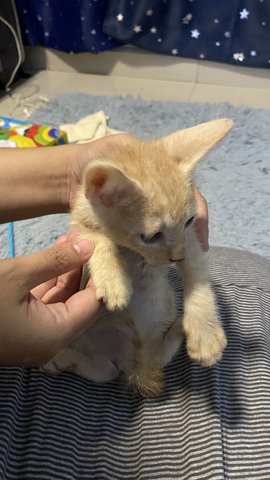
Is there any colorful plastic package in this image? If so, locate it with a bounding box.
[0,116,67,148]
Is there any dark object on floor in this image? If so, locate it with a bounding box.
[0,0,24,90]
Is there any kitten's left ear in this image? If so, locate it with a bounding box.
[160,118,233,173]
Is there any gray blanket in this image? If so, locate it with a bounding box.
[0,95,269,259]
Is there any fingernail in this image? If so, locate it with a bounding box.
[73,239,94,256]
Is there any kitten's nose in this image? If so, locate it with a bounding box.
[169,257,184,263]
[169,248,185,263]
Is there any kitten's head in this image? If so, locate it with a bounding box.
[82,119,232,265]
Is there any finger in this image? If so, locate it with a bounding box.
[65,286,101,333]
[194,187,209,252]
[65,229,81,242]
[194,217,209,252]
[194,188,208,219]
[55,235,68,245]
[41,267,82,304]
[39,231,85,302]
[84,276,94,289]
[8,239,94,298]
[48,285,101,341]
[31,235,68,299]
[31,277,57,300]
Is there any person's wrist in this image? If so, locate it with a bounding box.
[34,145,71,216]
[56,144,76,214]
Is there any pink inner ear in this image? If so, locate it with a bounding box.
[85,165,140,208]
[85,167,108,197]
[85,166,128,207]
[90,170,107,191]
[90,170,115,207]
[98,186,117,208]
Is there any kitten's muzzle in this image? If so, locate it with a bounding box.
[169,257,184,263]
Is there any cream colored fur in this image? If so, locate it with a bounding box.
[42,119,232,396]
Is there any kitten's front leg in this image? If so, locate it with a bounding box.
[180,230,227,367]
[78,228,132,310]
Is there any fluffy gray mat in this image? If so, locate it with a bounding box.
[0,93,269,258]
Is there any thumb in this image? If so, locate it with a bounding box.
[57,286,102,341]
[9,239,94,296]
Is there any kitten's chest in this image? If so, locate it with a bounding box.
[121,250,176,337]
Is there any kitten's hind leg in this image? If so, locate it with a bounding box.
[180,230,227,367]
[40,348,119,382]
[161,318,183,366]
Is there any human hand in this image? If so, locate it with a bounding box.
[0,232,100,366]
[194,187,209,252]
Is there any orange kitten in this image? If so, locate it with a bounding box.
[42,119,232,396]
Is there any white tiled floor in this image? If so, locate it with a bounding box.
[190,83,270,107]
[0,69,269,120]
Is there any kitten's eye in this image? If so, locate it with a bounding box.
[140,232,162,244]
[185,216,195,228]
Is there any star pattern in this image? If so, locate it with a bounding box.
[182,13,193,24]
[233,52,245,62]
[239,8,250,20]
[191,29,200,39]
[133,25,142,33]
[16,1,270,68]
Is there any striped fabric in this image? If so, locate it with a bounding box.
[0,247,269,479]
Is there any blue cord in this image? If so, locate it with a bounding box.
[8,222,15,258]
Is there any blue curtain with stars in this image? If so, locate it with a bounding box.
[15,0,121,53]
[15,0,270,68]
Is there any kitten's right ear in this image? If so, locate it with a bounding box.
[160,118,233,173]
[83,162,142,207]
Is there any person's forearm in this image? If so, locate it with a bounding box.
[0,145,73,223]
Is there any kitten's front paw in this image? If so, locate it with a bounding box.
[185,322,227,367]
[95,276,133,311]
